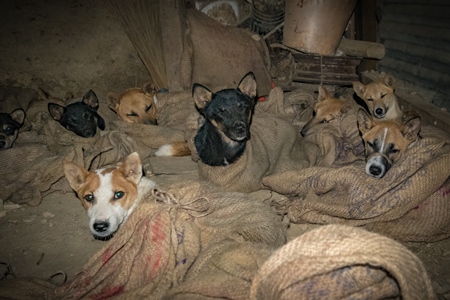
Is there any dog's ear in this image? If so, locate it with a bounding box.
[82,90,100,110]
[141,80,156,95]
[238,72,257,99]
[10,109,26,125]
[317,85,330,102]
[120,152,143,185]
[381,72,395,88]
[64,92,74,101]
[37,87,50,101]
[48,103,65,121]
[63,160,90,191]
[192,83,213,111]
[96,113,106,131]
[357,108,375,135]
[106,91,120,113]
[352,82,366,99]
[402,115,421,142]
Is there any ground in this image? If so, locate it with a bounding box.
[0,0,449,298]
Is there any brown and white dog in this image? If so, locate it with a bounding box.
[357,109,421,179]
[63,152,156,240]
[106,81,158,125]
[300,85,356,137]
[353,73,403,122]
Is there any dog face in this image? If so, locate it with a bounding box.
[353,73,398,120]
[48,90,106,137]
[300,86,353,136]
[0,109,25,149]
[193,72,257,142]
[63,152,144,240]
[106,82,157,125]
[357,109,421,178]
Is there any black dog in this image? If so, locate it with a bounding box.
[193,72,257,166]
[48,90,105,138]
[0,109,26,149]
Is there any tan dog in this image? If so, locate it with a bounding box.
[106,82,158,125]
[300,86,355,136]
[357,109,421,179]
[353,73,403,122]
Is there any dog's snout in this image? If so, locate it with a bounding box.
[82,128,95,137]
[365,155,391,178]
[375,108,384,116]
[93,221,109,233]
[0,140,5,148]
[234,121,246,135]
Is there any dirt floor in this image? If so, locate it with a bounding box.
[1,0,450,298]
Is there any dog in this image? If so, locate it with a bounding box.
[192,71,257,166]
[63,152,156,240]
[300,86,355,137]
[106,81,158,125]
[0,109,26,149]
[357,109,421,179]
[48,90,106,137]
[353,72,403,122]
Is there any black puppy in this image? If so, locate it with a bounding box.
[0,109,26,149]
[48,90,105,137]
[193,72,257,166]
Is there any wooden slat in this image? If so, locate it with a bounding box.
[379,20,450,41]
[383,3,450,18]
[379,28,450,51]
[381,0,450,5]
[383,39,450,65]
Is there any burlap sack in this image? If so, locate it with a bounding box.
[190,113,320,193]
[53,180,285,299]
[302,105,365,167]
[254,87,315,129]
[165,239,274,300]
[263,126,450,242]
[181,9,272,97]
[250,224,436,300]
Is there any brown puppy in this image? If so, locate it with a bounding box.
[106,82,158,125]
[357,109,421,179]
[300,86,355,136]
[353,72,403,122]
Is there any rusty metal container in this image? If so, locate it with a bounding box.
[283,0,358,56]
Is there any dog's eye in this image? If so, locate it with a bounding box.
[114,191,125,200]
[390,148,400,154]
[5,126,12,132]
[127,112,138,117]
[381,94,387,98]
[320,119,329,124]
[367,98,373,102]
[367,142,375,149]
[145,105,152,112]
[84,194,94,202]
[71,118,78,125]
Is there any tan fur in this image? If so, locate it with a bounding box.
[357,109,421,165]
[353,73,403,122]
[107,81,157,125]
[301,86,355,136]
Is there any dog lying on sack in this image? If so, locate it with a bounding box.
[189,71,317,193]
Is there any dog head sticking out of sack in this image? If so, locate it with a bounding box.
[48,90,106,138]
[357,109,421,179]
[0,109,26,149]
[106,81,158,125]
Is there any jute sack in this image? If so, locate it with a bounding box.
[165,239,274,300]
[54,180,285,299]
[249,224,436,300]
[263,126,450,242]
[302,105,365,167]
[191,113,320,193]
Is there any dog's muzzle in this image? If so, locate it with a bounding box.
[374,107,386,119]
[231,121,249,141]
[365,154,391,179]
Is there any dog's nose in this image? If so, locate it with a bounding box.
[93,221,109,233]
[0,141,5,149]
[82,128,94,137]
[369,165,382,176]
[375,108,384,116]
[234,121,246,135]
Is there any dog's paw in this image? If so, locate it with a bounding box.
[154,144,173,156]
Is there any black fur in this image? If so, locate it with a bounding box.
[193,72,257,166]
[48,90,105,138]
